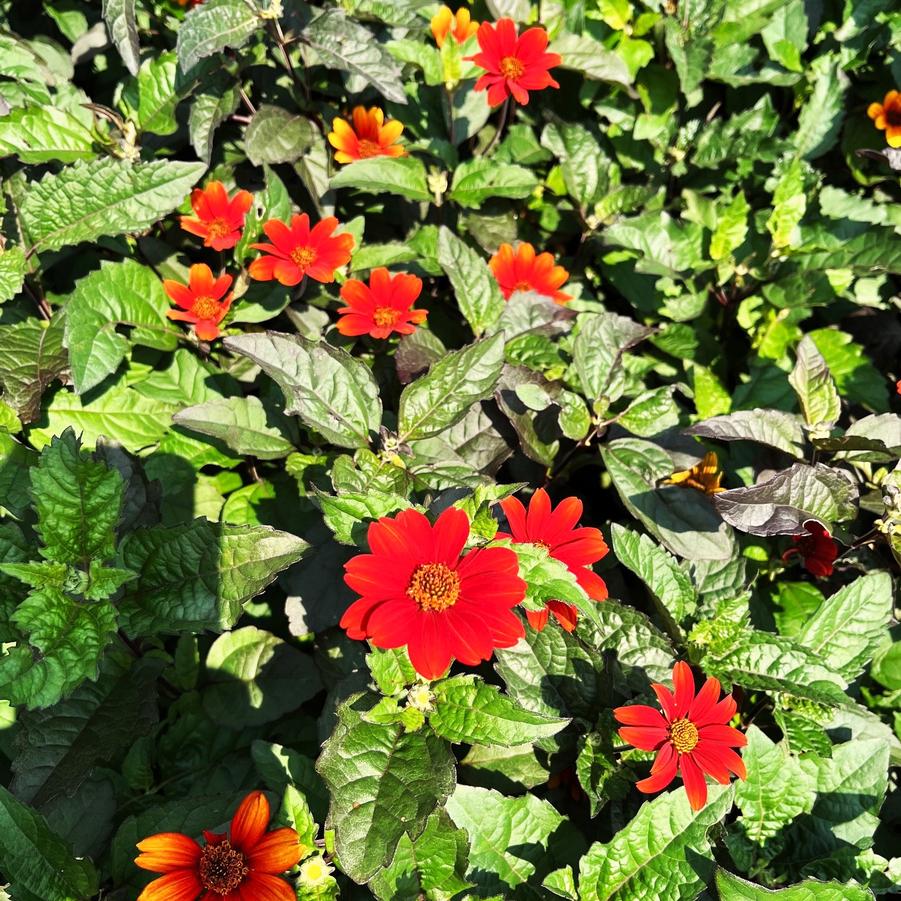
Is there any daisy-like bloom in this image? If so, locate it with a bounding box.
[496,488,608,633]
[336,267,427,339]
[249,214,355,286]
[431,5,478,47]
[782,520,838,578]
[867,90,901,148]
[465,18,561,107]
[298,856,334,889]
[489,242,572,305]
[340,507,527,680]
[163,264,233,342]
[327,107,406,165]
[614,661,747,811]
[135,790,302,901]
[663,451,725,495]
[180,181,253,251]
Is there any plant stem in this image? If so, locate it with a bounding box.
[483,97,511,156]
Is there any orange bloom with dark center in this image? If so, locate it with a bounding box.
[614,661,746,811]
[782,520,838,578]
[465,18,561,107]
[135,791,302,901]
[337,267,427,339]
[164,264,233,342]
[663,451,725,495]
[249,214,355,286]
[489,242,571,305]
[340,507,527,679]
[867,90,901,148]
[497,488,608,633]
[327,107,406,165]
[431,5,478,47]
[180,181,253,251]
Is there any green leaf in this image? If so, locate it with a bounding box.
[29,429,122,565]
[102,0,140,75]
[176,0,261,71]
[789,336,841,434]
[0,783,98,901]
[766,157,807,250]
[601,438,737,561]
[20,158,206,252]
[225,332,381,449]
[330,156,430,202]
[573,313,651,410]
[10,656,162,808]
[616,387,680,438]
[732,726,816,849]
[244,104,317,166]
[189,75,240,163]
[541,122,608,209]
[64,259,179,394]
[118,520,307,635]
[808,329,888,413]
[316,694,456,883]
[577,785,734,901]
[121,52,180,136]
[0,587,118,708]
[0,244,27,303]
[0,316,68,422]
[716,870,874,900]
[447,784,574,897]
[203,625,323,726]
[793,57,848,160]
[370,811,472,901]
[549,32,631,86]
[436,225,505,337]
[713,463,858,536]
[303,7,407,104]
[449,158,538,208]
[0,105,96,163]
[316,489,411,545]
[430,675,569,746]
[397,334,505,442]
[685,409,806,458]
[173,395,295,460]
[611,524,697,627]
[710,190,750,261]
[795,572,893,680]
[368,647,417,696]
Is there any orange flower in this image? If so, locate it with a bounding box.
[465,18,561,107]
[663,452,725,495]
[337,267,427,338]
[163,263,233,342]
[249,214,355,286]
[431,5,478,47]
[327,107,406,165]
[180,181,253,251]
[867,90,901,148]
[488,242,571,304]
[135,790,302,901]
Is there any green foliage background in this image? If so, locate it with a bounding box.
[0,0,899,899]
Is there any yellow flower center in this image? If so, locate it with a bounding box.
[291,245,318,269]
[199,840,248,895]
[408,563,461,612]
[206,218,231,238]
[191,295,220,319]
[357,138,383,158]
[512,280,533,293]
[669,718,699,754]
[500,55,525,79]
[372,306,402,328]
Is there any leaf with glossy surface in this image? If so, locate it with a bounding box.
[0,244,26,303]
[0,105,96,163]
[330,156,430,202]
[549,32,631,86]
[225,332,381,449]
[0,316,68,422]
[244,104,317,166]
[176,0,260,71]
[449,159,538,208]
[685,409,806,458]
[102,0,139,74]
[716,870,874,900]
[789,336,841,433]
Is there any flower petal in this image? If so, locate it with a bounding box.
[230,791,270,852]
[135,833,202,873]
[679,754,708,811]
[246,827,303,873]
[672,661,695,718]
[137,870,203,901]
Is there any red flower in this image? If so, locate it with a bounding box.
[164,263,233,342]
[782,520,838,578]
[614,661,746,811]
[340,507,527,679]
[489,242,572,304]
[497,488,608,633]
[337,268,427,339]
[248,214,355,286]
[465,18,561,107]
[135,790,302,901]
[180,181,253,251]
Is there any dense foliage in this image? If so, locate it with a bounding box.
[0,0,899,899]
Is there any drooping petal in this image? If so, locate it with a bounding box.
[546,600,578,632]
[407,613,454,680]
[525,606,550,631]
[636,744,678,794]
[678,754,708,811]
